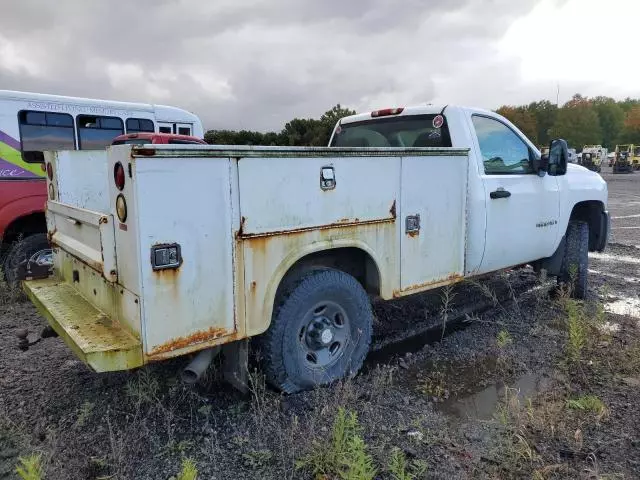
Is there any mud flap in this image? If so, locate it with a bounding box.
[222,339,249,393]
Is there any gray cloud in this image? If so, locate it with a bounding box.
[1,0,561,131]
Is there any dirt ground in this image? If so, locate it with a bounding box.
[1,169,639,480]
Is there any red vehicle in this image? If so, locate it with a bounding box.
[111,132,207,145]
[1,132,205,287]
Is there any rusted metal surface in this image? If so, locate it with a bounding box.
[23,277,143,372]
[54,249,141,339]
[241,220,398,338]
[238,217,395,240]
[134,155,236,356]
[237,155,400,236]
[393,273,464,298]
[46,200,118,283]
[148,327,231,356]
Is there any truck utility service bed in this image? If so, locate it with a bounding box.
[25,145,470,371]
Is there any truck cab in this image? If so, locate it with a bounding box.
[22,104,609,394]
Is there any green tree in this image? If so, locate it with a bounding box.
[592,97,625,149]
[550,102,602,150]
[204,104,356,147]
[318,104,357,145]
[527,100,558,146]
[618,97,640,113]
[617,105,640,144]
[496,105,538,144]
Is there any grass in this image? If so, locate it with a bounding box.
[566,395,607,416]
[176,457,198,480]
[496,329,513,348]
[125,368,160,408]
[15,454,43,480]
[0,267,22,305]
[387,447,427,480]
[296,407,376,480]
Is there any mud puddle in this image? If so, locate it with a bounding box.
[395,354,553,424]
[438,372,552,421]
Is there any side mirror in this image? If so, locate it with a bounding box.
[547,138,568,176]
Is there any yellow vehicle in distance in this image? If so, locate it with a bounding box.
[614,144,637,173]
[581,145,606,173]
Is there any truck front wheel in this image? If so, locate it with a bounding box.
[3,234,53,288]
[260,268,373,394]
[559,221,589,299]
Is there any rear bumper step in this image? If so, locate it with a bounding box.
[23,278,143,372]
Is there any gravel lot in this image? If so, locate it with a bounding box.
[1,168,638,480]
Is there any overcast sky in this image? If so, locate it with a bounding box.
[0,0,637,131]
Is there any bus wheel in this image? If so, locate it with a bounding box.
[3,234,53,288]
[260,268,373,394]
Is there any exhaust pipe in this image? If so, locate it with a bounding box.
[181,347,220,384]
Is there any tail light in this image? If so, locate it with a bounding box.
[371,107,404,118]
[116,194,127,222]
[114,162,125,190]
[46,162,53,181]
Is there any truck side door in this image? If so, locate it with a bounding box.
[470,114,560,274]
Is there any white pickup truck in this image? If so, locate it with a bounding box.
[23,105,609,393]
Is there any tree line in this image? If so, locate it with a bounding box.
[496,95,640,151]
[204,95,640,152]
[204,105,356,147]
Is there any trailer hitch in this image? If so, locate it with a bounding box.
[15,326,58,351]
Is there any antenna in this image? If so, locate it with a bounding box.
[556,82,560,107]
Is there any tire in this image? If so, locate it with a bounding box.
[3,234,53,288]
[559,221,589,299]
[260,268,373,394]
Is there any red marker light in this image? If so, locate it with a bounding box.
[114,162,125,190]
[371,107,404,118]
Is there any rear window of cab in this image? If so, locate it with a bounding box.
[331,114,452,148]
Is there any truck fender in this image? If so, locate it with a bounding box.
[251,239,386,338]
[0,195,47,240]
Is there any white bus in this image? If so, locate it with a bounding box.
[0,89,203,174]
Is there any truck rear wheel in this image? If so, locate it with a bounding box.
[3,234,53,288]
[559,221,589,299]
[260,268,373,394]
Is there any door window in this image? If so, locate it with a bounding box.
[472,115,534,174]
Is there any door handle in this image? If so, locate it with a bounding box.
[490,188,511,199]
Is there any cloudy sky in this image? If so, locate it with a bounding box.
[0,0,637,131]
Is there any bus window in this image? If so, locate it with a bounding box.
[177,126,191,136]
[159,126,172,134]
[18,111,75,163]
[77,115,124,150]
[126,118,154,133]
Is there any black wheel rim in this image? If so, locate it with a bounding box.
[26,248,53,277]
[298,300,350,369]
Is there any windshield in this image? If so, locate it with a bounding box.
[112,139,151,145]
[330,114,452,148]
[618,145,629,153]
[634,147,640,156]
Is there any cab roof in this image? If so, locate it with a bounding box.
[337,104,496,125]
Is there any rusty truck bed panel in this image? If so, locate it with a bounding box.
[23,278,143,372]
[237,155,400,236]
